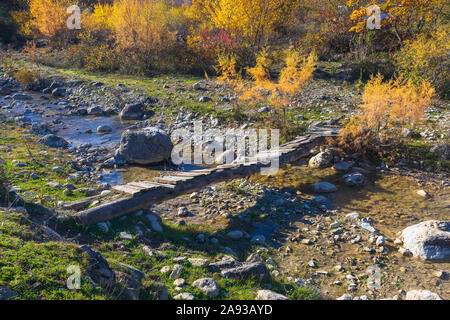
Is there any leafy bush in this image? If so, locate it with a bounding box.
[395,27,450,98]
[337,73,435,154]
[12,68,38,85]
[20,0,74,42]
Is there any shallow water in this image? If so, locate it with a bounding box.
[251,165,449,298]
[0,94,128,148]
[253,165,449,238]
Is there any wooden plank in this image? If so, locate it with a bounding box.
[170,171,209,177]
[128,181,161,190]
[111,185,144,196]
[164,175,194,181]
[153,176,185,185]
[216,163,241,169]
[143,180,177,189]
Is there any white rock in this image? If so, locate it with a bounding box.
[406,290,443,300]
[174,292,195,300]
[337,293,353,300]
[169,264,183,279]
[256,290,290,300]
[416,190,429,198]
[119,232,133,240]
[401,220,450,262]
[345,212,360,220]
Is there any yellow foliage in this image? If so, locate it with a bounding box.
[338,73,435,155]
[218,48,317,128]
[83,3,115,32]
[247,48,272,89]
[13,68,38,85]
[26,0,73,39]
[193,0,293,48]
[348,73,435,135]
[395,27,450,93]
[348,0,446,37]
[110,0,176,55]
[216,53,240,84]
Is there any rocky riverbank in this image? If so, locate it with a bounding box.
[0,59,448,300]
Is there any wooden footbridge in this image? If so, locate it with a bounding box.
[70,128,338,225]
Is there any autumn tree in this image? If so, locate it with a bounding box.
[192,0,294,50]
[347,0,447,44]
[219,48,317,131]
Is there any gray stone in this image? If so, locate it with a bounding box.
[169,264,183,279]
[38,134,69,148]
[119,232,133,240]
[51,87,66,97]
[0,287,19,300]
[97,125,112,134]
[80,245,115,287]
[188,258,210,267]
[199,96,211,103]
[333,161,353,171]
[87,105,104,116]
[309,151,333,168]
[12,93,31,100]
[343,173,366,187]
[120,103,145,120]
[405,290,443,300]
[256,290,290,300]
[227,230,243,240]
[345,212,360,220]
[337,293,353,300]
[400,220,450,262]
[313,182,337,193]
[192,278,220,297]
[221,262,270,281]
[146,213,163,232]
[174,292,195,300]
[178,206,189,217]
[97,222,109,233]
[117,127,173,165]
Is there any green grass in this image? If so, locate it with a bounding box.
[0,210,103,300]
[0,123,94,206]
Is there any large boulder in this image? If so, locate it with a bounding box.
[221,262,270,281]
[400,220,450,262]
[117,127,173,165]
[406,290,443,300]
[38,134,69,148]
[309,151,333,168]
[119,103,145,120]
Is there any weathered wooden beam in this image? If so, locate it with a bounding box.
[111,184,145,196]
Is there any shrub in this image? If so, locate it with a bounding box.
[111,0,176,71]
[12,68,39,85]
[220,48,317,130]
[193,0,293,51]
[348,0,446,44]
[395,27,450,98]
[337,73,435,154]
[24,0,74,42]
